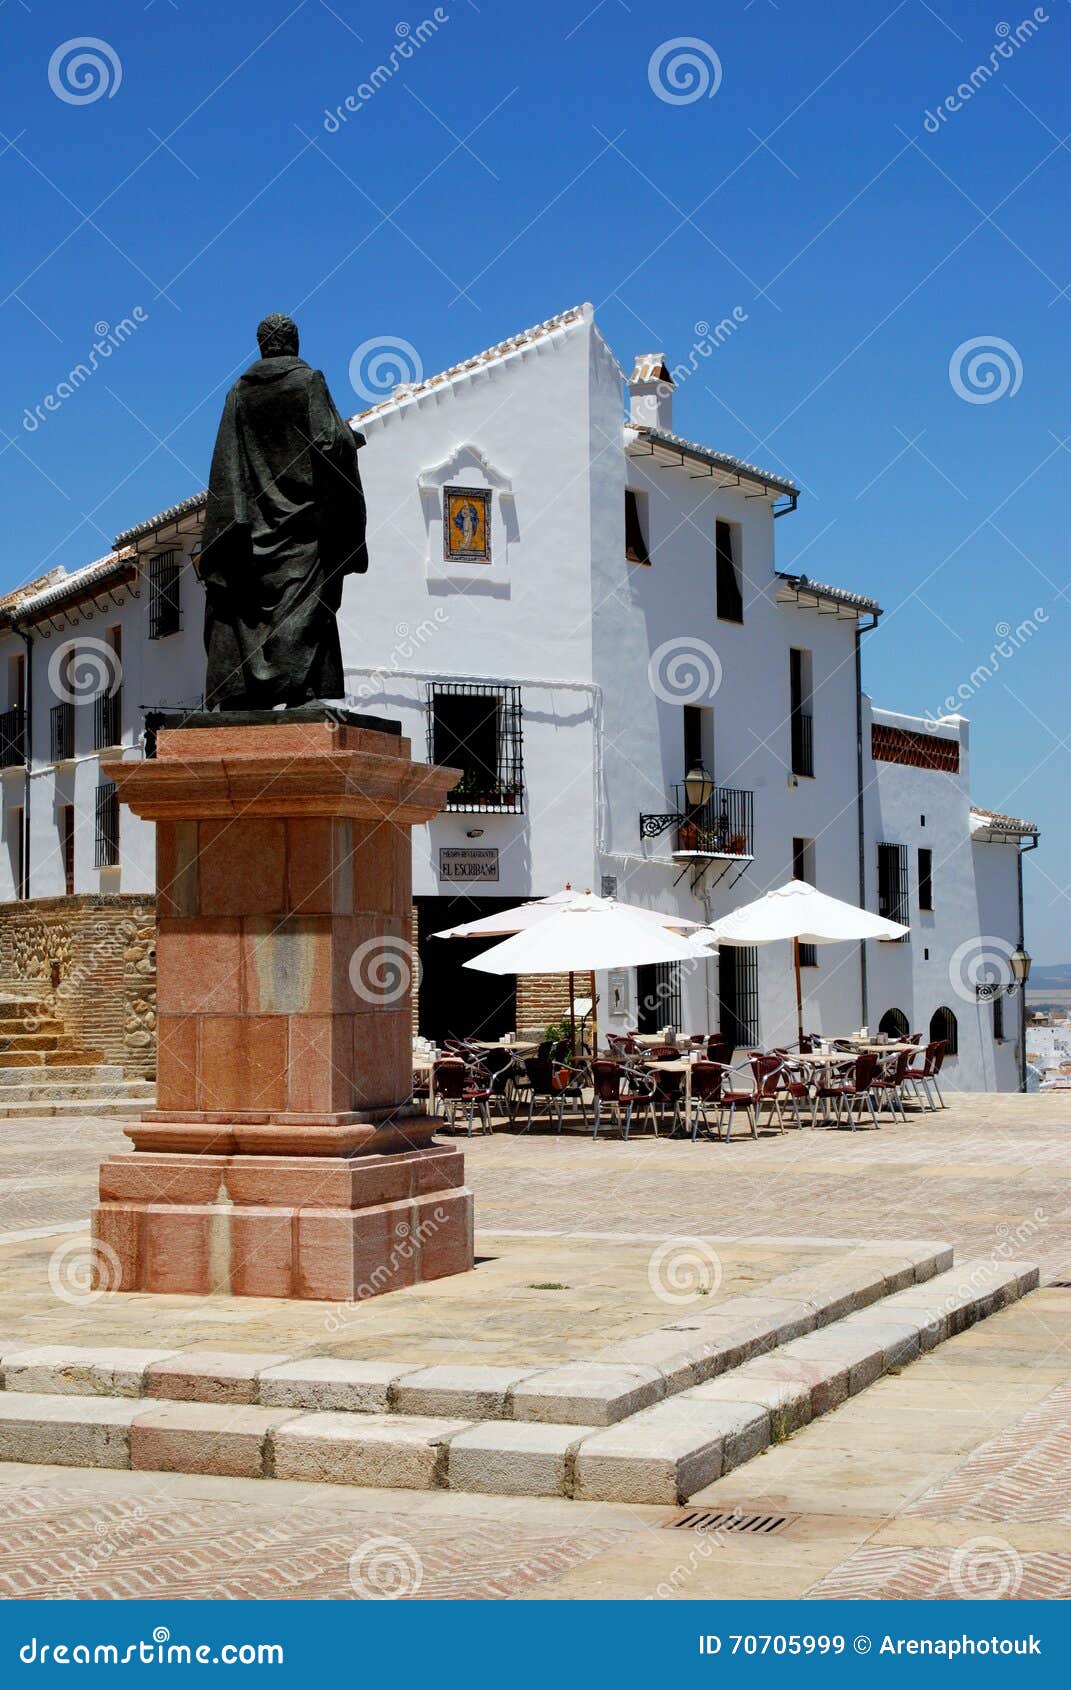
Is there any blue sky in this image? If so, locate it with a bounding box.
[1,0,1067,953]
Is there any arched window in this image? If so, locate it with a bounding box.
[929,1006,958,1056]
[879,1008,909,1039]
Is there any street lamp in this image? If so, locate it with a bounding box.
[684,760,714,811]
[1009,944,1032,989]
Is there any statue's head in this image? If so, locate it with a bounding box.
[256,313,299,358]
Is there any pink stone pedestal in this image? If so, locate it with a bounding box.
[91,714,470,1301]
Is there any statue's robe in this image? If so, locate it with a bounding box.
[199,354,367,709]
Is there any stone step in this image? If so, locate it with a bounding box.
[0,1050,107,1068]
[0,1018,64,1036]
[0,1064,126,1087]
[0,1100,148,1120]
[0,1257,1038,1503]
[0,1078,152,1100]
[0,1240,953,1423]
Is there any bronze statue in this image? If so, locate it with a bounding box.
[199,313,367,709]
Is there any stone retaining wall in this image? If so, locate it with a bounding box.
[0,895,156,1078]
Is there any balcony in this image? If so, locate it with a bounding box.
[93,688,122,753]
[640,780,754,887]
[790,709,814,778]
[50,702,75,763]
[0,706,25,770]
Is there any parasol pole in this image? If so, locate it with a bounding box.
[568,970,576,1059]
[793,937,804,1048]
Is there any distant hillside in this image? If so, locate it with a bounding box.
[1028,963,1071,987]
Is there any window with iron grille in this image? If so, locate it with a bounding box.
[929,1004,958,1056]
[635,961,682,1034]
[94,781,119,868]
[93,687,122,751]
[50,702,74,763]
[790,648,814,777]
[992,991,1005,1041]
[427,683,523,813]
[148,549,182,639]
[877,842,909,935]
[879,1007,909,1039]
[719,944,759,1049]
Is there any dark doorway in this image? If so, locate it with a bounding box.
[635,962,682,1034]
[718,945,759,1048]
[416,895,518,1044]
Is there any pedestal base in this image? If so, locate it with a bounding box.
[93,1142,474,1301]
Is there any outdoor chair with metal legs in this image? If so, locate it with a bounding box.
[590,1060,658,1139]
[522,1056,589,1132]
[871,1048,912,1120]
[718,1060,759,1142]
[705,1035,734,1066]
[903,1039,947,1110]
[689,1060,725,1141]
[482,1047,519,1124]
[432,1058,492,1135]
[747,1053,791,1134]
[817,1052,880,1130]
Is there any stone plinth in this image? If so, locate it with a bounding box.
[91,712,470,1301]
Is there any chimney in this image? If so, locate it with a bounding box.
[628,353,674,431]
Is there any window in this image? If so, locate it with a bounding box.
[94,781,119,868]
[877,842,909,932]
[683,704,714,777]
[792,837,818,966]
[918,847,933,911]
[790,648,814,777]
[929,1005,958,1056]
[624,489,649,564]
[92,629,123,751]
[715,520,743,622]
[62,805,75,896]
[50,702,74,763]
[719,944,759,1048]
[879,1008,909,1039]
[635,961,682,1033]
[148,549,182,638]
[992,993,1005,1041]
[428,683,523,814]
[0,705,25,768]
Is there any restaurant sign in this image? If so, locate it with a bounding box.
[438,846,500,883]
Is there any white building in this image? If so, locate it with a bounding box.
[0,303,1038,1090]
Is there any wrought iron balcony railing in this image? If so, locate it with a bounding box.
[640,782,754,860]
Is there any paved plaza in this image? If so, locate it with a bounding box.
[0,1093,1068,1599]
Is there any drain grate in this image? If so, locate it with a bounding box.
[666,1508,796,1536]
[1047,1281,1071,1289]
